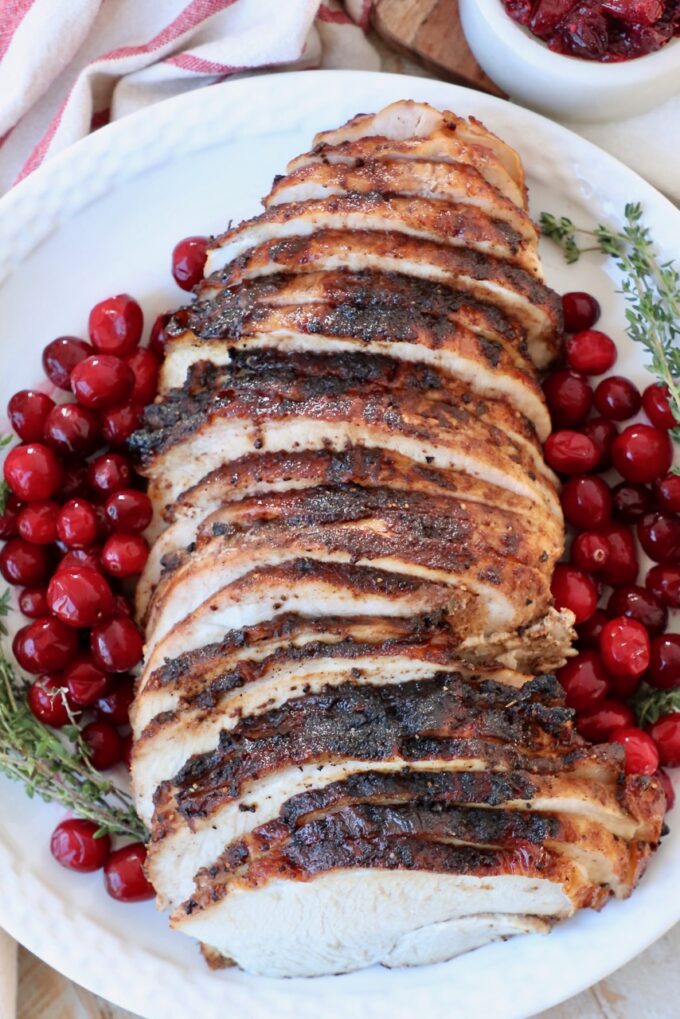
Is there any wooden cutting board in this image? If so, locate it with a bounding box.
[372,0,507,97]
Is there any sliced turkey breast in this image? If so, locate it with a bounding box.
[215,232,561,366]
[204,194,541,278]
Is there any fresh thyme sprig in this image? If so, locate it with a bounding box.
[541,202,680,449]
[632,684,680,729]
[0,434,12,515]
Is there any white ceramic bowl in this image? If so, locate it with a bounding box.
[459,0,680,122]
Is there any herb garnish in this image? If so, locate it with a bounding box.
[633,685,680,729]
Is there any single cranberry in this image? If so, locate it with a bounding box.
[606,585,667,636]
[598,524,639,586]
[649,713,680,767]
[561,291,601,333]
[576,698,635,743]
[642,383,675,430]
[600,616,650,680]
[90,615,143,673]
[101,533,149,577]
[63,657,112,707]
[0,494,21,539]
[561,475,611,530]
[42,337,93,390]
[551,563,598,623]
[7,390,55,442]
[104,490,152,533]
[646,564,680,608]
[59,461,90,500]
[104,843,155,902]
[126,348,160,405]
[13,618,79,674]
[571,531,610,573]
[172,235,209,291]
[17,501,59,545]
[4,443,64,501]
[101,400,144,446]
[611,481,654,523]
[47,567,115,629]
[120,731,133,769]
[96,676,134,726]
[544,430,599,474]
[656,769,675,811]
[57,546,103,574]
[610,726,659,775]
[43,403,101,457]
[87,453,133,496]
[565,330,616,376]
[71,355,134,410]
[576,608,608,649]
[543,370,593,428]
[580,417,617,469]
[18,585,48,618]
[113,594,132,618]
[50,818,111,872]
[81,720,122,770]
[654,474,680,514]
[593,376,642,421]
[557,651,610,711]
[647,634,680,691]
[638,512,680,565]
[27,675,71,726]
[0,538,50,585]
[611,424,673,484]
[148,313,171,358]
[56,499,98,549]
[89,294,143,358]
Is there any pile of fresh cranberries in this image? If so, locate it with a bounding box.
[545,290,679,806]
[0,235,209,897]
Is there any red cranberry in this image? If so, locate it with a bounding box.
[101,533,149,577]
[580,417,617,469]
[638,512,680,565]
[104,489,152,533]
[113,594,132,618]
[576,608,608,649]
[649,713,680,767]
[172,235,209,291]
[18,585,48,618]
[120,731,132,769]
[542,371,593,428]
[656,769,675,811]
[148,313,171,358]
[606,585,667,636]
[63,657,112,707]
[609,726,659,775]
[647,634,680,691]
[544,430,599,474]
[557,651,610,711]
[611,481,654,523]
[654,474,680,514]
[4,443,64,501]
[43,403,101,457]
[87,453,133,496]
[576,698,635,743]
[611,424,672,484]
[101,400,144,446]
[47,567,114,628]
[561,291,600,333]
[126,347,160,405]
[571,531,610,573]
[81,720,122,769]
[71,355,134,410]
[0,494,21,539]
[89,294,143,357]
[56,499,98,549]
[104,843,154,902]
[59,461,91,500]
[27,675,71,727]
[600,616,650,680]
[593,376,642,421]
[50,818,110,872]
[7,390,55,442]
[57,546,103,574]
[42,337,93,390]
[17,501,59,545]
[13,618,79,674]
[646,564,680,608]
[598,524,639,585]
[565,330,616,376]
[90,615,143,672]
[550,563,598,623]
[0,538,50,585]
[561,475,611,530]
[642,383,675,430]
[96,676,134,726]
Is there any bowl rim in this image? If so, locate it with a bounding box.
[468,0,680,81]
